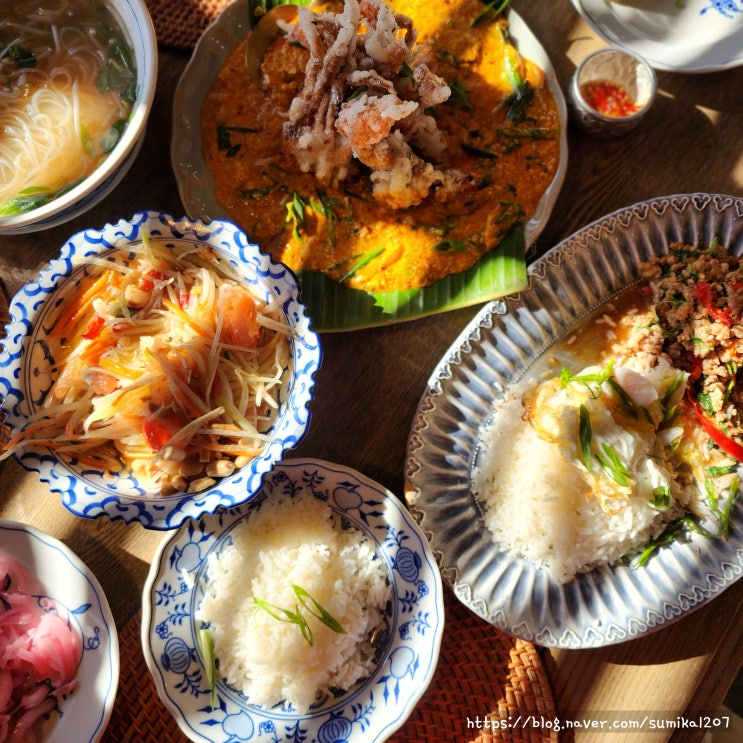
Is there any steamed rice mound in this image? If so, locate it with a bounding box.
[195,488,391,711]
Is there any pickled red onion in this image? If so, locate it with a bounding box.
[0,554,81,743]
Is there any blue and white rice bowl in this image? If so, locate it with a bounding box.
[0,211,321,529]
[0,0,158,235]
[141,459,445,743]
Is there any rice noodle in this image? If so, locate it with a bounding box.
[0,1,136,214]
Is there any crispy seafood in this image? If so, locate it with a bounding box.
[0,237,292,495]
[473,242,741,581]
[282,0,470,209]
[201,0,560,292]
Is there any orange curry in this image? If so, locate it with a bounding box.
[201,0,561,293]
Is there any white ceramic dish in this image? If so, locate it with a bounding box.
[405,193,743,648]
[0,0,158,234]
[170,0,568,331]
[142,458,445,743]
[572,0,743,72]
[0,212,321,529]
[0,519,119,741]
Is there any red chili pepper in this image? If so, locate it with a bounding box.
[81,316,105,340]
[686,391,743,461]
[695,280,732,325]
[580,80,640,117]
[179,293,192,310]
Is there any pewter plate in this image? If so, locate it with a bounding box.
[405,193,743,648]
[171,0,568,331]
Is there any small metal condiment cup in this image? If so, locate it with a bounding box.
[568,46,657,139]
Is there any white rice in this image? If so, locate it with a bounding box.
[195,488,391,711]
[472,391,675,584]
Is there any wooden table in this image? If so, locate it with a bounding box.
[1,1,741,741]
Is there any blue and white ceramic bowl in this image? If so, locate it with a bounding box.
[141,459,445,743]
[0,211,321,529]
[0,0,158,235]
[0,519,119,742]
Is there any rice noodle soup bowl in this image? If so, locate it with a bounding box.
[0,212,321,529]
[0,0,157,234]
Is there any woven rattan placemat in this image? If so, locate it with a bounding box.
[144,0,233,50]
[109,587,557,743]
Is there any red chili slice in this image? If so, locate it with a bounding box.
[686,391,743,461]
[81,316,105,339]
[695,280,732,326]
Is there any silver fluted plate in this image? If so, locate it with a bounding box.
[405,193,743,648]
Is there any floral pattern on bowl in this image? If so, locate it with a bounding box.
[141,458,445,743]
[0,211,321,529]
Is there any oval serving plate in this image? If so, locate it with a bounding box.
[572,0,743,73]
[171,0,568,332]
[405,193,743,649]
[142,458,445,743]
[0,519,119,742]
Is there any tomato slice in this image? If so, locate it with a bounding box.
[143,414,188,451]
[686,391,743,461]
[81,316,105,340]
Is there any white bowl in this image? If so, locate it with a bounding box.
[0,519,119,742]
[141,458,445,743]
[0,0,158,235]
[0,212,321,529]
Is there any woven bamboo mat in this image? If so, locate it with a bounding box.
[108,587,558,743]
[144,0,233,50]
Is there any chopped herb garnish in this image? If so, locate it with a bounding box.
[653,486,671,511]
[310,190,343,246]
[198,628,217,707]
[632,477,739,567]
[100,119,127,154]
[4,44,36,69]
[506,79,534,124]
[595,443,632,488]
[95,25,137,106]
[496,126,557,140]
[471,0,512,28]
[448,78,474,110]
[286,191,307,239]
[253,584,346,646]
[339,247,385,283]
[217,124,260,157]
[579,403,592,471]
[607,378,638,419]
[437,49,460,68]
[560,360,615,398]
[399,61,414,80]
[461,142,497,159]
[432,239,471,253]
